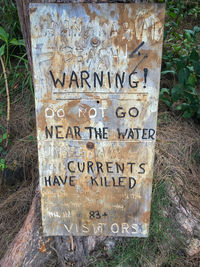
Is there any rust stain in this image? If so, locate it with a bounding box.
[142,211,150,224]
[110,10,115,18]
[37,106,47,132]
[30,7,37,15]
[39,242,47,253]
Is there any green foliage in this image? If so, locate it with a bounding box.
[160,1,200,119]
[0,2,33,100]
[0,131,7,171]
[0,25,25,66]
[0,0,22,41]
[0,2,33,172]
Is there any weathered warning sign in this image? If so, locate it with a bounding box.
[30,3,165,236]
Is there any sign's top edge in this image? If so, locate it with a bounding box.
[29,2,165,6]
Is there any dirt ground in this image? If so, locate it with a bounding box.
[0,88,200,264]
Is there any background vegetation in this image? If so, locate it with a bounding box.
[0,0,199,266]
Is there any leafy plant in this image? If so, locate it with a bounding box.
[160,1,200,119]
[0,25,26,170]
[0,26,24,66]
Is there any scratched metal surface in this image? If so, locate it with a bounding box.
[30,3,165,236]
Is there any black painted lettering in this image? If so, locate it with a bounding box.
[116,72,125,88]
[44,176,51,186]
[96,162,103,173]
[142,128,148,139]
[117,128,128,139]
[103,127,108,139]
[138,163,145,174]
[69,176,75,186]
[127,162,135,173]
[74,126,81,139]
[106,162,113,173]
[119,177,126,187]
[148,129,155,140]
[127,129,134,139]
[85,127,93,139]
[68,161,75,173]
[53,176,60,186]
[104,177,110,187]
[56,125,64,139]
[65,126,73,139]
[49,70,65,88]
[112,177,118,187]
[81,70,90,88]
[107,72,111,88]
[116,163,124,173]
[129,107,139,117]
[69,71,79,88]
[58,176,67,185]
[45,126,53,139]
[91,177,98,186]
[129,72,139,88]
[133,128,141,139]
[94,128,102,139]
[87,161,94,173]
[129,41,145,58]
[129,177,136,189]
[78,162,85,173]
[94,71,103,87]
[116,107,125,118]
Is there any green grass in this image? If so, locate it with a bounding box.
[93,177,185,267]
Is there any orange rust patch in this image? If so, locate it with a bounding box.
[39,242,47,253]
[142,211,150,223]
[30,7,37,14]
[37,106,47,132]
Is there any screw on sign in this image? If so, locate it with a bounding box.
[91,36,100,47]
[86,142,95,149]
[30,3,165,236]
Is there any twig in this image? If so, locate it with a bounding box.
[0,56,10,147]
[70,235,75,251]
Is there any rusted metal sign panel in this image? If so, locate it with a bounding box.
[30,3,165,236]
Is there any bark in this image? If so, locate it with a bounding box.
[1,0,143,266]
[0,186,114,266]
[0,186,53,267]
